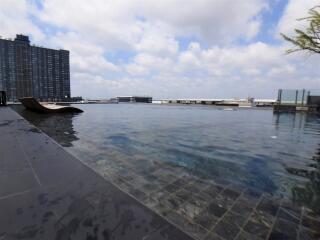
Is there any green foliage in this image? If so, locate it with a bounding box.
[281,6,320,54]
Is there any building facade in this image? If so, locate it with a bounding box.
[117,96,152,103]
[0,34,70,102]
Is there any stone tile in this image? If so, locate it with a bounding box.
[111,177,135,192]
[144,223,195,240]
[141,194,159,208]
[152,169,178,183]
[256,197,280,216]
[33,159,88,187]
[162,195,186,212]
[165,208,209,240]
[174,189,192,202]
[202,184,224,199]
[171,177,190,188]
[0,169,39,198]
[269,218,298,240]
[304,208,320,221]
[131,163,158,176]
[243,188,263,200]
[207,202,227,218]
[221,188,241,201]
[165,210,189,228]
[250,210,275,229]
[231,199,254,218]
[278,201,301,224]
[153,202,171,217]
[301,215,320,231]
[183,183,202,194]
[128,188,148,202]
[150,189,171,200]
[128,175,149,189]
[277,208,300,225]
[299,227,320,240]
[193,209,219,230]
[213,220,241,240]
[0,170,195,240]
[0,138,30,175]
[145,175,169,188]
[243,220,270,239]
[235,230,263,240]
[140,173,160,183]
[178,199,205,219]
[188,191,210,209]
[222,211,247,229]
[190,178,213,192]
[139,182,158,194]
[163,182,182,194]
[211,193,235,210]
[114,171,134,181]
[182,220,208,240]
[111,165,132,177]
[203,232,224,240]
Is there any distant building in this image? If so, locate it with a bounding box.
[254,99,277,107]
[0,34,70,102]
[117,96,152,103]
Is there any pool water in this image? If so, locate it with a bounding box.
[13,104,320,240]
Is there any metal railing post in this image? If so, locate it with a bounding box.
[301,89,305,106]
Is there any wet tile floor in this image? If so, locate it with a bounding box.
[87,155,320,240]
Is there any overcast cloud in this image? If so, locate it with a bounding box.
[0,0,319,99]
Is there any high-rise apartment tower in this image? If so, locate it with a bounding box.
[0,34,70,102]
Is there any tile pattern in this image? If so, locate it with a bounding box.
[90,151,320,240]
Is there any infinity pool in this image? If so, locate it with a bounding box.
[13,104,320,240]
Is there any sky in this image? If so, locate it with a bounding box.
[0,0,319,99]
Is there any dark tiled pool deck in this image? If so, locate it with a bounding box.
[2,107,320,240]
[0,107,193,240]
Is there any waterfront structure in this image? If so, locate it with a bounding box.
[117,96,152,103]
[0,34,70,102]
[152,98,277,107]
[254,99,277,107]
[274,89,320,112]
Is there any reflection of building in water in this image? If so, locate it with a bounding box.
[273,111,308,130]
[275,112,320,213]
[13,106,79,147]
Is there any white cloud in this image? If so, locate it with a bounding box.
[0,0,44,40]
[277,0,319,36]
[38,0,267,46]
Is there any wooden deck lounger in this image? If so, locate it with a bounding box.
[19,97,83,113]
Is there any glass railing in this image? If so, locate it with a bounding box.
[278,89,320,106]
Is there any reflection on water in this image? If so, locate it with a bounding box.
[12,106,79,147]
[12,104,320,214]
[274,113,320,213]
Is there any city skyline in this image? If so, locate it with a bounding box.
[0,0,319,99]
[0,34,70,101]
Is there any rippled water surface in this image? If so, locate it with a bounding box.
[13,104,320,239]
